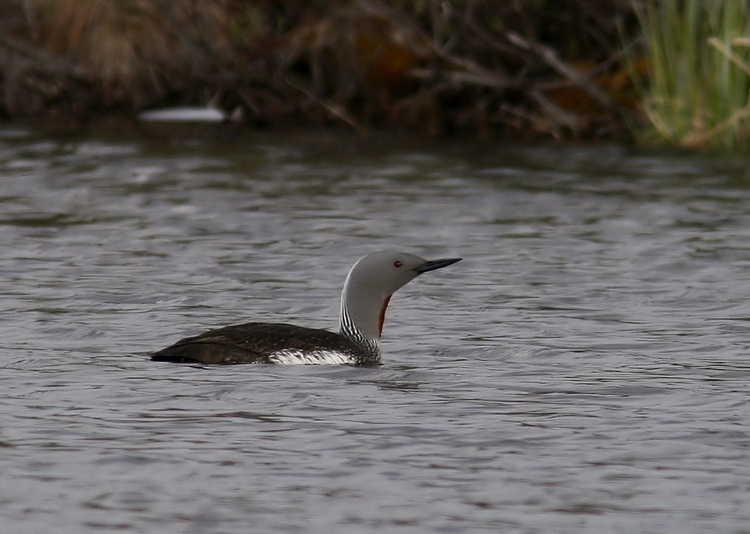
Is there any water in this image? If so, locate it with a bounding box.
[1,125,749,533]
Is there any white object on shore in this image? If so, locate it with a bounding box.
[138,106,227,123]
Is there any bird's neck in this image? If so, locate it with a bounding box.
[339,304,380,363]
[339,283,390,363]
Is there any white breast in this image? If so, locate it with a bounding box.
[268,349,355,365]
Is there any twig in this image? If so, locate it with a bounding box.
[410,63,518,91]
[528,88,581,131]
[506,31,615,109]
[707,37,750,78]
[285,78,367,136]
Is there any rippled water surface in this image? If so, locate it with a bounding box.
[1,125,749,533]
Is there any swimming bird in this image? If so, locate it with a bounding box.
[151,251,461,365]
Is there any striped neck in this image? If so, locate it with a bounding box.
[339,303,381,364]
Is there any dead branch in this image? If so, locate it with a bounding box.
[505,31,616,109]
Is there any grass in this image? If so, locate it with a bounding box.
[33,0,231,106]
[633,0,750,151]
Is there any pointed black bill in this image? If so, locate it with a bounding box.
[414,257,462,274]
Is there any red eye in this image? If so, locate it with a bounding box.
[393,261,403,268]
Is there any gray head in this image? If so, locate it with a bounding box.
[339,251,462,347]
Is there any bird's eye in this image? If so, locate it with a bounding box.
[393,261,403,268]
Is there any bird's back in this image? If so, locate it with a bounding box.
[151,322,368,365]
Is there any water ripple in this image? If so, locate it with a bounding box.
[0,132,749,533]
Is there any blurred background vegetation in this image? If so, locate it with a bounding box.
[1,0,749,150]
[633,0,750,151]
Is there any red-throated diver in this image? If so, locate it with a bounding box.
[151,251,461,365]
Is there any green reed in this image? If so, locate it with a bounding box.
[633,0,750,150]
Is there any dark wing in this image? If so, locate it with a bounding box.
[151,322,359,364]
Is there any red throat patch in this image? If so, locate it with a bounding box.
[378,295,392,337]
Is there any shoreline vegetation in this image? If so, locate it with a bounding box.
[633,0,750,151]
[1,0,749,150]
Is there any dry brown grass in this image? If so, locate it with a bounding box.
[32,0,232,106]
